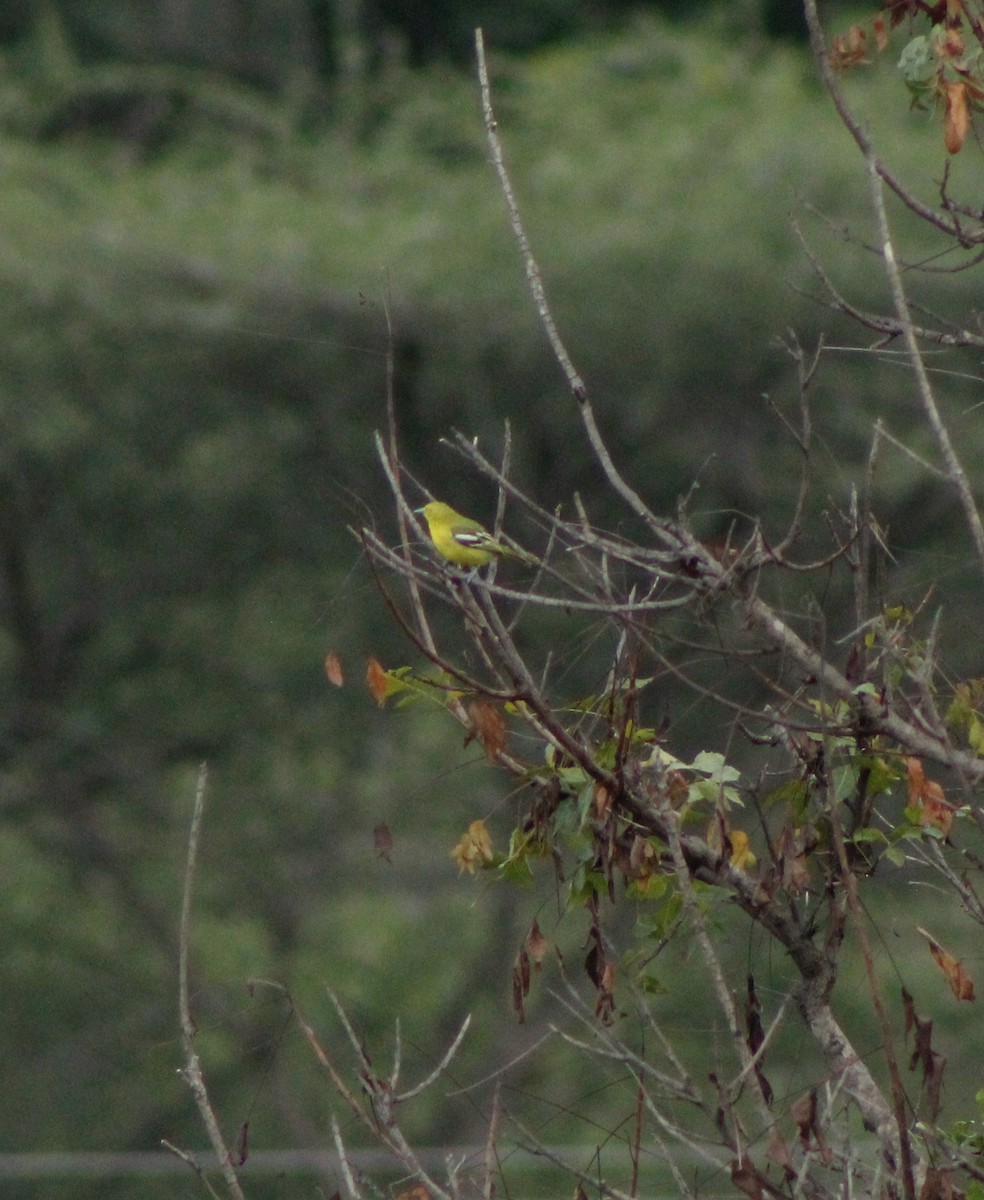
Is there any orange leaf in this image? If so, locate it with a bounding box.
[466,700,507,761]
[366,656,389,706]
[919,928,976,1001]
[905,756,927,801]
[594,782,613,818]
[906,757,955,834]
[873,15,889,53]
[829,25,869,69]
[920,782,955,836]
[944,80,969,154]
[324,651,344,687]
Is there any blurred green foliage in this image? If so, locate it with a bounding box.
[3,7,984,1195]
[0,0,862,89]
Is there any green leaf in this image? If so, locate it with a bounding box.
[635,892,683,941]
[689,750,741,782]
[626,873,669,901]
[499,855,536,887]
[849,827,887,845]
[884,844,908,867]
[569,861,607,904]
[761,779,810,815]
[859,754,900,797]
[633,964,668,995]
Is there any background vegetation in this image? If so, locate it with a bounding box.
[3,2,983,1197]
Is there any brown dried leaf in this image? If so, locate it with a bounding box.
[935,944,975,1000]
[908,757,955,834]
[525,919,549,968]
[731,1159,765,1200]
[774,825,811,896]
[829,24,869,69]
[512,947,531,1023]
[467,700,508,761]
[324,651,344,687]
[233,1120,249,1166]
[792,1090,816,1147]
[902,986,916,1033]
[396,1186,432,1200]
[746,975,765,1055]
[873,15,889,52]
[666,770,690,806]
[595,959,616,1024]
[373,822,393,862]
[766,1127,795,1178]
[925,1052,947,1125]
[920,928,976,1000]
[706,811,730,861]
[910,1011,934,1074]
[792,1088,833,1165]
[921,783,955,837]
[594,782,614,818]
[628,833,656,878]
[884,1,919,31]
[920,1166,962,1200]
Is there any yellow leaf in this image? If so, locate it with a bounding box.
[451,819,494,873]
[729,829,757,871]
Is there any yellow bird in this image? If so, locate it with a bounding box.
[418,501,531,569]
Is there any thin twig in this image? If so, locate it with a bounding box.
[483,1082,501,1200]
[174,763,247,1200]
[333,1116,365,1200]
[161,1140,225,1200]
[862,152,984,580]
[826,772,918,1200]
[474,28,666,535]
[396,1015,472,1102]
